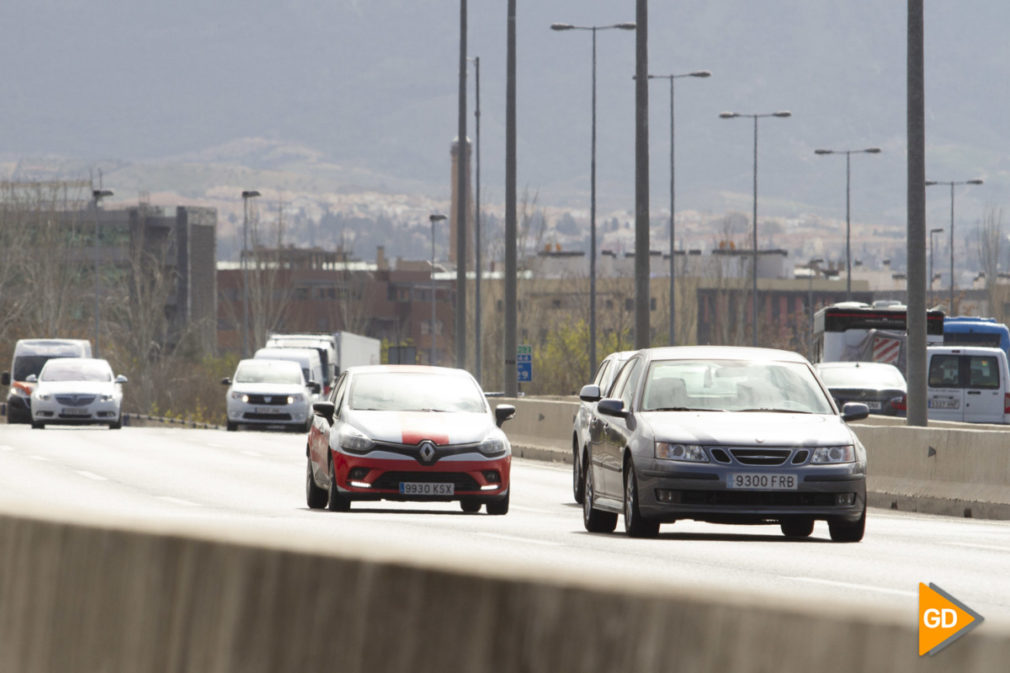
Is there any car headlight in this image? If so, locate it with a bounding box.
[36,393,51,401]
[230,392,249,402]
[287,394,304,404]
[655,442,709,462]
[811,445,855,464]
[478,434,508,457]
[339,426,374,454]
[100,394,114,402]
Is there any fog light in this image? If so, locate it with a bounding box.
[482,470,501,483]
[655,489,681,504]
[480,484,499,491]
[835,493,856,506]
[348,467,370,480]
[349,480,371,489]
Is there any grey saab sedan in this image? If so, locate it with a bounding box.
[580,346,869,541]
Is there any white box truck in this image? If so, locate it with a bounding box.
[334,332,380,375]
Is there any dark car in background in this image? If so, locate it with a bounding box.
[581,346,869,542]
[572,350,636,503]
[815,361,907,416]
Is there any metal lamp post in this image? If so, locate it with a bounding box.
[92,188,113,358]
[929,227,944,308]
[647,69,710,345]
[807,257,824,358]
[925,178,983,313]
[240,190,261,358]
[813,147,881,301]
[551,20,636,377]
[719,110,791,347]
[469,55,482,383]
[429,213,447,365]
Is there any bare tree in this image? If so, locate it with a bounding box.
[976,206,1003,317]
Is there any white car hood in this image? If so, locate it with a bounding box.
[230,382,309,396]
[641,411,855,446]
[34,381,118,397]
[347,410,494,446]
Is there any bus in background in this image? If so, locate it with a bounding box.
[812,302,945,370]
[943,317,1010,360]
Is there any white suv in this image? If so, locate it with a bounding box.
[222,359,319,432]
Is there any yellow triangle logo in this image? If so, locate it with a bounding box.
[919,583,984,656]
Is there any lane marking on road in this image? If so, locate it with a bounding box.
[478,533,564,547]
[29,455,51,462]
[0,445,14,452]
[948,542,1010,553]
[787,576,916,597]
[156,496,200,507]
[76,470,108,482]
[241,450,262,457]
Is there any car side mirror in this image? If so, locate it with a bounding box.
[221,377,231,386]
[1,372,9,386]
[579,384,602,402]
[313,401,336,424]
[494,404,516,427]
[115,375,128,384]
[26,374,37,383]
[841,402,869,422]
[597,398,627,418]
[308,381,322,394]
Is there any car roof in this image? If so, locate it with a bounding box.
[255,347,321,359]
[635,345,811,364]
[815,361,900,370]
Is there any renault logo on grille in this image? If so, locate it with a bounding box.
[418,440,437,464]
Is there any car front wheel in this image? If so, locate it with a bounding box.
[326,458,350,512]
[623,461,659,538]
[583,460,617,533]
[306,456,327,509]
[572,440,585,504]
[486,489,509,515]
[828,504,865,542]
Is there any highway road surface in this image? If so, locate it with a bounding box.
[0,424,1007,629]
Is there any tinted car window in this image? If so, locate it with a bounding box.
[968,356,1000,389]
[929,355,961,387]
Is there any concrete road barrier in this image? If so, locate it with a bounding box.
[0,509,1006,673]
[499,397,1010,520]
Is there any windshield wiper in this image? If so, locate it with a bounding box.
[736,408,813,414]
[650,406,725,412]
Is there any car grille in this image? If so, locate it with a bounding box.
[245,394,289,405]
[371,471,481,491]
[729,449,791,466]
[243,412,293,421]
[56,395,97,407]
[680,491,838,507]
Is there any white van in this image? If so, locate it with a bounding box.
[253,347,324,401]
[927,346,1010,424]
[265,334,337,393]
[2,338,93,424]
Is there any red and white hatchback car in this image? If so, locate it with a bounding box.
[306,365,516,514]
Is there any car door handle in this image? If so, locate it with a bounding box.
[967,391,981,395]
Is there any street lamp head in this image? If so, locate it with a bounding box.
[614,23,637,30]
[930,227,945,234]
[814,149,833,155]
[92,189,113,200]
[865,147,882,154]
[968,178,984,185]
[690,70,712,78]
[719,112,738,119]
[808,257,824,266]
[241,190,261,199]
[429,213,447,223]
[773,111,792,118]
[550,23,574,31]
[925,180,938,186]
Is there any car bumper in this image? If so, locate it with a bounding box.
[227,400,310,426]
[636,459,866,524]
[32,399,121,424]
[331,451,511,502]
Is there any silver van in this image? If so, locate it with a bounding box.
[2,338,93,423]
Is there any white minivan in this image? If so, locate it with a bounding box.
[926,346,1010,424]
[253,347,324,401]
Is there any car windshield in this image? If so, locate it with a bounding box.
[640,358,835,414]
[40,360,112,382]
[348,372,487,413]
[818,364,906,388]
[234,360,304,385]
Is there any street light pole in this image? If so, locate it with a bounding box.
[807,257,824,358]
[647,70,710,346]
[552,20,636,377]
[925,178,983,314]
[929,227,944,308]
[240,190,261,358]
[429,213,447,365]
[813,147,881,301]
[469,55,482,383]
[92,188,113,358]
[719,110,791,347]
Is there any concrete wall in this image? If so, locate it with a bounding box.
[1,510,1007,673]
[498,397,1010,520]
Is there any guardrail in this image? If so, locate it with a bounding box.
[493,397,1010,520]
